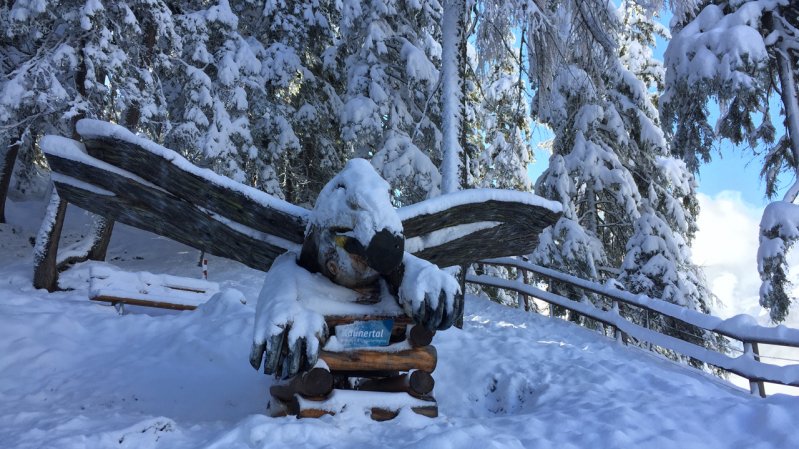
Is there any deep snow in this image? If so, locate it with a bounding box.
[2,198,799,448]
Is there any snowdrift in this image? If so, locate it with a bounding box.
[1,199,798,448]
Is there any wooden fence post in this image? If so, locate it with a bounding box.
[743,341,767,397]
[611,300,623,344]
[515,269,525,310]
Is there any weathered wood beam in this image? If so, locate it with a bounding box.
[80,134,306,244]
[46,154,289,271]
[402,199,560,238]
[413,222,549,268]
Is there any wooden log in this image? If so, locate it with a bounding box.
[408,325,434,347]
[369,407,398,421]
[45,153,289,271]
[32,191,68,292]
[0,131,22,224]
[79,134,307,243]
[298,408,333,419]
[268,396,299,417]
[369,404,438,421]
[324,314,413,329]
[298,367,335,398]
[355,371,435,398]
[402,198,559,238]
[269,385,296,403]
[298,404,437,421]
[320,346,437,373]
[410,405,438,418]
[270,368,334,403]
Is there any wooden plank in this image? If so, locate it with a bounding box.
[80,134,307,244]
[90,294,198,311]
[320,346,437,372]
[45,153,288,271]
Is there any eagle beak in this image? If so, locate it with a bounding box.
[366,228,404,275]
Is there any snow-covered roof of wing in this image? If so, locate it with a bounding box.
[75,119,309,220]
[311,158,403,244]
[396,188,562,221]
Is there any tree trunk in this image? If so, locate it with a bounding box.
[87,217,115,261]
[0,132,22,223]
[440,0,465,194]
[33,190,68,291]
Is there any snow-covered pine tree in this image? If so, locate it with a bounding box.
[512,0,719,357]
[610,2,718,359]
[332,0,443,206]
[469,0,534,192]
[165,0,265,189]
[529,0,640,289]
[662,0,799,323]
[257,0,344,205]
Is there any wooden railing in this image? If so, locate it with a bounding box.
[466,257,799,397]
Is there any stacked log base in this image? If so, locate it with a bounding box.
[268,316,438,421]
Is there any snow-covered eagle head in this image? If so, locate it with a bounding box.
[299,158,404,288]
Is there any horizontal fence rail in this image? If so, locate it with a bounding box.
[466,257,799,396]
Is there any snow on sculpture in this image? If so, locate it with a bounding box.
[39,119,563,418]
[249,159,461,378]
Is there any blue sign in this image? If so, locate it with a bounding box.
[336,319,394,348]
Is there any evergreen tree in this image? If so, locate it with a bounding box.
[332,0,444,205]
[662,0,799,322]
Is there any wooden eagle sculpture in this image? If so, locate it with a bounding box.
[41,119,562,380]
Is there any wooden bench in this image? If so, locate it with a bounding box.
[89,265,220,312]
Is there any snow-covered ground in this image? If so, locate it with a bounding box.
[2,198,799,448]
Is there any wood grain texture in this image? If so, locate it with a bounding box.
[46,153,288,271]
[320,346,437,372]
[45,131,561,270]
[81,135,307,244]
[355,371,435,398]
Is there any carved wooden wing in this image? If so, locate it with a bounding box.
[398,190,562,268]
[42,120,309,271]
[42,120,561,271]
